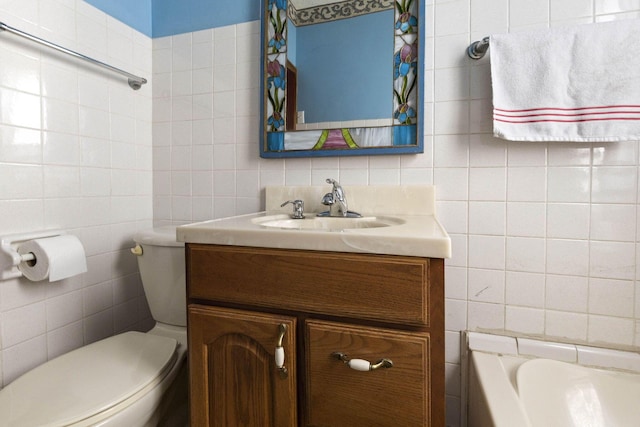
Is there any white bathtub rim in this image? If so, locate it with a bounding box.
[466,331,640,374]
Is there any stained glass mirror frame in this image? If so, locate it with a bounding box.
[260,0,425,158]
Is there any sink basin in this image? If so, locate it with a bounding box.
[252,215,405,231]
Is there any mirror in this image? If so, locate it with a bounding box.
[260,0,424,158]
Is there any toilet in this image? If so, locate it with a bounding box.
[0,226,188,427]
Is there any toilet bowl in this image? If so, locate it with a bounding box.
[0,226,188,427]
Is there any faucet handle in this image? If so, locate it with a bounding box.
[321,193,334,206]
[281,199,305,219]
[326,178,345,202]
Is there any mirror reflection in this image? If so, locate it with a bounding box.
[289,9,392,125]
[261,0,424,158]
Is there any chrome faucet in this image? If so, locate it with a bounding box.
[318,179,361,218]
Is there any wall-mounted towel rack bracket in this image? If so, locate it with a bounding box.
[0,21,147,90]
[467,36,490,60]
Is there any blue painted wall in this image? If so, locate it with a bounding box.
[296,10,393,123]
[84,0,153,36]
[83,0,258,38]
[152,0,259,37]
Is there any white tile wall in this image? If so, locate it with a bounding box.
[152,22,263,224]
[151,3,640,426]
[0,0,153,387]
[1,0,639,426]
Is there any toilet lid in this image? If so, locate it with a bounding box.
[0,331,177,427]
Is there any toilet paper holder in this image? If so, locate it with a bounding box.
[0,230,66,281]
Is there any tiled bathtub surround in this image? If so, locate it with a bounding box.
[467,331,640,376]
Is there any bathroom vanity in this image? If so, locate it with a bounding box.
[179,185,451,426]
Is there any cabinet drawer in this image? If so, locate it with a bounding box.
[305,319,431,426]
[187,244,434,326]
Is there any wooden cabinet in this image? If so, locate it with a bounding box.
[305,320,432,426]
[188,305,297,426]
[186,244,445,426]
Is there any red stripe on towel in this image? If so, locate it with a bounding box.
[495,105,640,113]
[494,104,640,124]
[495,111,640,119]
[495,117,640,124]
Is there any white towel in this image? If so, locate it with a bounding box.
[490,19,640,142]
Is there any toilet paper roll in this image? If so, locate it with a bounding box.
[17,235,88,282]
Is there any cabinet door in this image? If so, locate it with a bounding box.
[188,305,297,427]
[305,319,433,427]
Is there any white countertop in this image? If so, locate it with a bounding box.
[177,185,451,259]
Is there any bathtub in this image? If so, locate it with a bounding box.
[466,333,640,427]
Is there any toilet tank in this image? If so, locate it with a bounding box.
[133,226,186,327]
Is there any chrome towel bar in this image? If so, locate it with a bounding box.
[0,21,147,90]
[467,36,490,60]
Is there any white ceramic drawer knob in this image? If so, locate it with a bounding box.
[275,324,288,378]
[332,352,393,371]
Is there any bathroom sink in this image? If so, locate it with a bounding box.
[251,214,404,231]
[177,185,452,259]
